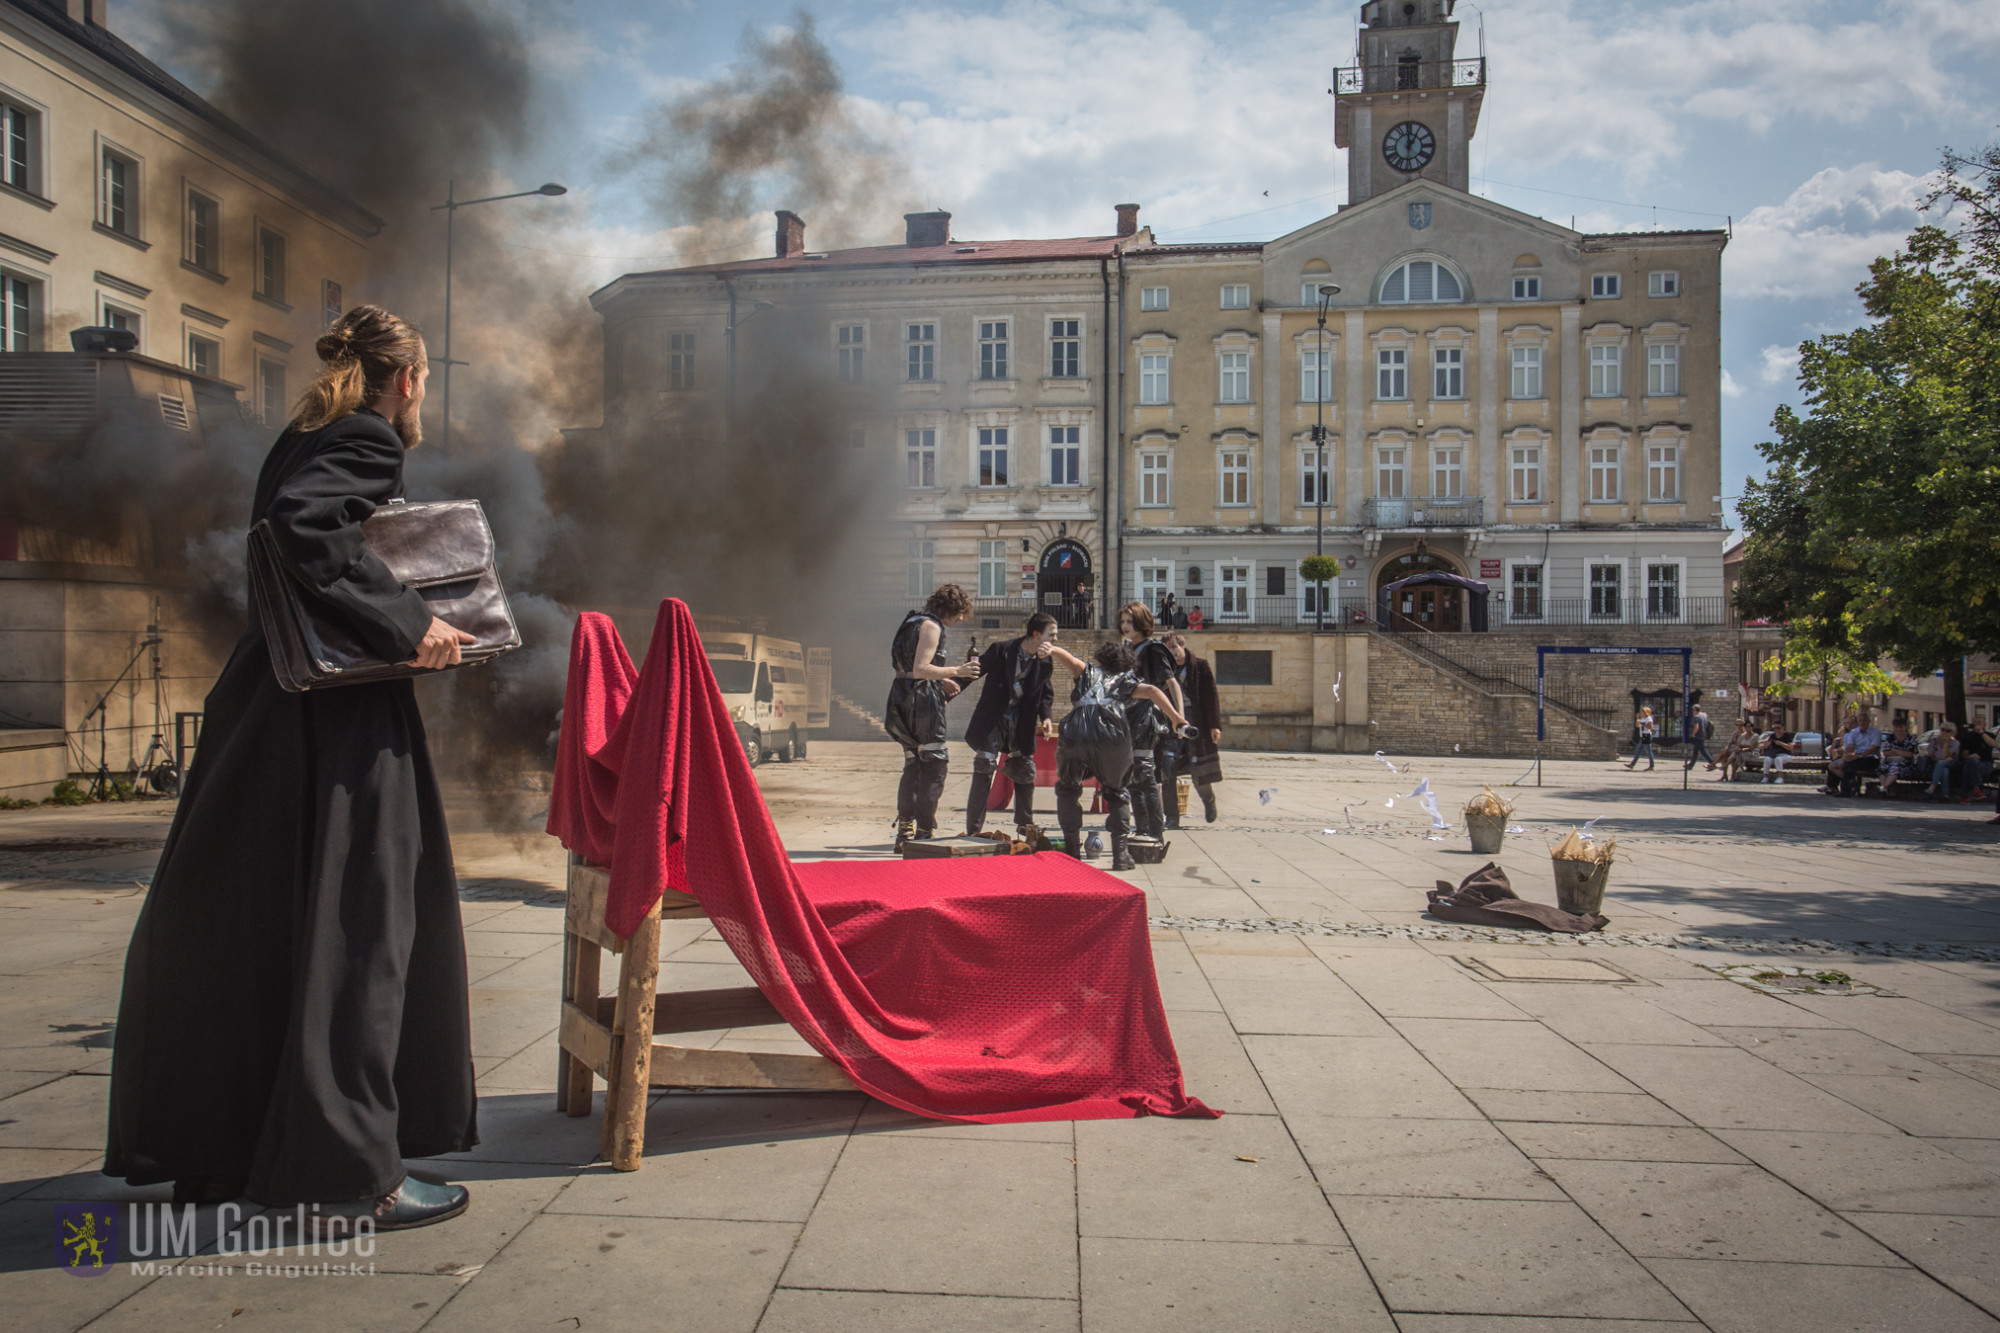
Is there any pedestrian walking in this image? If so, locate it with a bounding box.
[1685,703,1715,770]
[885,584,981,851]
[106,306,478,1229]
[1628,706,1657,770]
[962,612,1056,837]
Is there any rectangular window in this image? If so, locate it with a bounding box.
[256,226,287,304]
[1590,273,1622,299]
[1649,270,1680,297]
[1510,345,1542,398]
[1301,448,1329,505]
[1219,566,1251,620]
[1139,352,1169,405]
[321,279,342,330]
[1647,562,1681,618]
[1376,347,1407,400]
[1265,565,1286,597]
[1139,451,1171,507]
[836,323,864,382]
[1218,350,1250,403]
[257,357,286,426]
[1589,344,1621,397]
[1647,443,1680,501]
[1048,318,1080,377]
[905,322,935,381]
[1433,346,1463,399]
[905,428,936,488]
[1139,564,1170,610]
[1433,444,1463,498]
[978,320,1009,380]
[1302,580,1333,616]
[1302,280,1334,307]
[1588,444,1620,502]
[2,101,37,194]
[1510,444,1542,502]
[1376,445,1406,498]
[906,539,934,601]
[185,190,218,272]
[1141,286,1168,311]
[977,427,1009,486]
[1512,275,1541,300]
[668,332,695,389]
[1219,449,1252,506]
[1589,563,1623,618]
[1050,424,1081,485]
[1214,649,1272,685]
[1647,343,1681,396]
[1220,283,1250,309]
[101,147,136,235]
[1,274,33,352]
[1300,346,1332,402]
[187,332,218,378]
[978,539,1008,597]
[1510,564,1543,619]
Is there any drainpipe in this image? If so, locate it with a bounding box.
[1100,256,1113,631]
[1113,248,1128,628]
[717,273,738,449]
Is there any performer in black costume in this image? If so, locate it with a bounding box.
[106,306,478,1231]
[1045,640,1193,870]
[1116,600,1183,842]
[884,583,979,850]
[963,611,1057,836]
[1163,632,1226,824]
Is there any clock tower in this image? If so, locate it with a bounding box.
[1333,0,1485,206]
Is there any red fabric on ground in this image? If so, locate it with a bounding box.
[546,601,1216,1124]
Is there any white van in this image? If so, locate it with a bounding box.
[702,632,830,765]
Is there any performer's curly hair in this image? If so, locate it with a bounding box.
[923,583,973,620]
[1093,641,1138,673]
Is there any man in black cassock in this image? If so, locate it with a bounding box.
[106,306,479,1230]
[962,612,1057,836]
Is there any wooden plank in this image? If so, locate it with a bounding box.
[568,858,707,945]
[562,933,603,1114]
[593,986,785,1034]
[559,1001,613,1080]
[900,835,1008,859]
[647,1043,857,1092]
[602,905,661,1171]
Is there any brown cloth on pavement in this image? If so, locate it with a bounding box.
[1426,862,1608,933]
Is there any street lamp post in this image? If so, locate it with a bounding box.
[431,180,568,450]
[1312,283,1340,630]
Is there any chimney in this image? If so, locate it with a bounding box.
[775,210,806,258]
[66,0,111,26]
[904,211,951,248]
[1115,203,1140,238]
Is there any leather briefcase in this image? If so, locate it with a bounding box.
[249,497,522,692]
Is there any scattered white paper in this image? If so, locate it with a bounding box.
[1258,788,1277,805]
[1373,750,1398,772]
[1506,824,1527,834]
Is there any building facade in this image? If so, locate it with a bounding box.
[0,0,381,418]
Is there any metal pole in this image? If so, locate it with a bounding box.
[441,179,454,453]
[1314,307,1326,631]
[1683,649,1691,793]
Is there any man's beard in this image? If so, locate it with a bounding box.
[391,396,423,448]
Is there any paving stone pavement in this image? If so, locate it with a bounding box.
[3,743,2000,1331]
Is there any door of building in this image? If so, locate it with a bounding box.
[1038,541,1093,628]
[1396,584,1463,632]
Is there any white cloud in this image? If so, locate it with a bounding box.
[1725,165,1926,300]
[1720,368,1744,399]
[1756,343,1803,387]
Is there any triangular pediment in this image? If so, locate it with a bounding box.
[1270,179,1580,254]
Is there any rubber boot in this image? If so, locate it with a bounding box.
[1200,784,1217,823]
[1110,827,1136,871]
[1059,819,1084,860]
[893,819,917,854]
[965,768,994,836]
[1136,784,1167,841]
[1162,778,1181,830]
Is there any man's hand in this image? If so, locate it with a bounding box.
[1038,719,1058,739]
[1034,639,1054,658]
[410,617,476,670]
[958,659,983,679]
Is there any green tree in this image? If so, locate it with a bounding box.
[1758,616,1898,716]
[1735,146,2000,723]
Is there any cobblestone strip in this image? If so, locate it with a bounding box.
[1150,914,2000,963]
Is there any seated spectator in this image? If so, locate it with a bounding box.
[1760,728,1800,784]
[1825,710,1882,797]
[1715,718,1758,781]
[1956,719,1994,804]
[1878,719,1921,790]
[1924,724,1961,800]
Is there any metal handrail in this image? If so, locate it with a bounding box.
[1333,57,1486,95]
[1363,496,1484,528]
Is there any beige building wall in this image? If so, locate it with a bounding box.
[0,4,381,413]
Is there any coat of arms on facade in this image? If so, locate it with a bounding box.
[56,1204,117,1276]
[1409,202,1432,230]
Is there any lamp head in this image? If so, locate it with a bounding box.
[537,183,568,196]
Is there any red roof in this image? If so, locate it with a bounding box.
[631,235,1131,278]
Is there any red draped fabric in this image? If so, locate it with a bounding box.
[546,600,1216,1123]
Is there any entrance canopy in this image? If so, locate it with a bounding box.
[1376,570,1490,632]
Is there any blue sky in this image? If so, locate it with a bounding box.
[129,0,1997,521]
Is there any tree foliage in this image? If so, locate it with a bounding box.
[1299,554,1341,585]
[1759,616,1898,704]
[1735,145,2000,720]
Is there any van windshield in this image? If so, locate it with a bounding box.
[707,658,756,694]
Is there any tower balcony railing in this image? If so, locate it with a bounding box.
[1363,496,1484,528]
[1333,57,1486,95]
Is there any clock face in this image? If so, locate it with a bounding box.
[1383,121,1436,173]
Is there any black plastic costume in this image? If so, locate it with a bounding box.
[1056,665,1137,867]
[884,610,951,833]
[1125,637,1178,839]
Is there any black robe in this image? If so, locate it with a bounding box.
[105,409,478,1205]
[961,636,1054,754]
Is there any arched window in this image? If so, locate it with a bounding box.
[1379,258,1465,304]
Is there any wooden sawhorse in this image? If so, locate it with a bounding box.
[554,854,855,1170]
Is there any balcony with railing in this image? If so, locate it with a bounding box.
[1495,596,1735,628]
[1333,57,1485,95]
[1363,496,1483,528]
